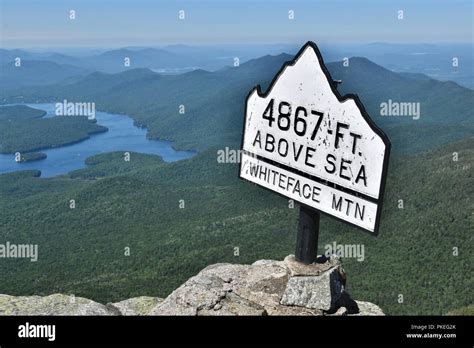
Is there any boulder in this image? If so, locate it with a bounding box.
[0,294,118,316]
[109,296,163,316]
[151,262,292,315]
[0,255,384,316]
[280,267,344,311]
[280,254,346,311]
[353,301,385,316]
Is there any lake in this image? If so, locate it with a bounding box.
[0,103,195,177]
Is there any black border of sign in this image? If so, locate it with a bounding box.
[239,41,391,236]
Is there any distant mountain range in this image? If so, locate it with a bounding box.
[317,43,474,89]
[0,45,298,79]
[2,53,472,155]
[1,43,472,88]
[0,60,88,89]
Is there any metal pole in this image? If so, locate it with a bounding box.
[295,205,320,264]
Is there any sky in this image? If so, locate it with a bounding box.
[1,0,472,48]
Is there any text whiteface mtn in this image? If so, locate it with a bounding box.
[240,42,390,233]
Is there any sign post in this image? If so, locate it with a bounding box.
[239,41,391,264]
[295,206,319,264]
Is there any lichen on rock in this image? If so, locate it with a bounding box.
[109,296,163,316]
[0,294,117,316]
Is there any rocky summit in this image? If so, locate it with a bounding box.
[0,255,383,316]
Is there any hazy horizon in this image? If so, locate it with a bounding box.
[1,0,472,48]
[2,42,473,54]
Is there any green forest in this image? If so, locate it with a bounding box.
[0,105,107,154]
[0,55,472,315]
[0,138,472,315]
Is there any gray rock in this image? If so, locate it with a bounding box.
[332,306,348,316]
[0,294,118,316]
[151,257,350,315]
[152,272,232,315]
[353,301,385,316]
[280,266,345,311]
[283,254,337,276]
[0,255,384,316]
[151,261,291,315]
[109,296,163,315]
[198,292,266,316]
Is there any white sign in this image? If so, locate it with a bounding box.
[240,42,390,234]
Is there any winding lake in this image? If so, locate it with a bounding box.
[0,103,195,177]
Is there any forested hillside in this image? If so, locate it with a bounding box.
[0,54,472,315]
[0,105,107,154]
[3,55,472,155]
[0,137,472,314]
